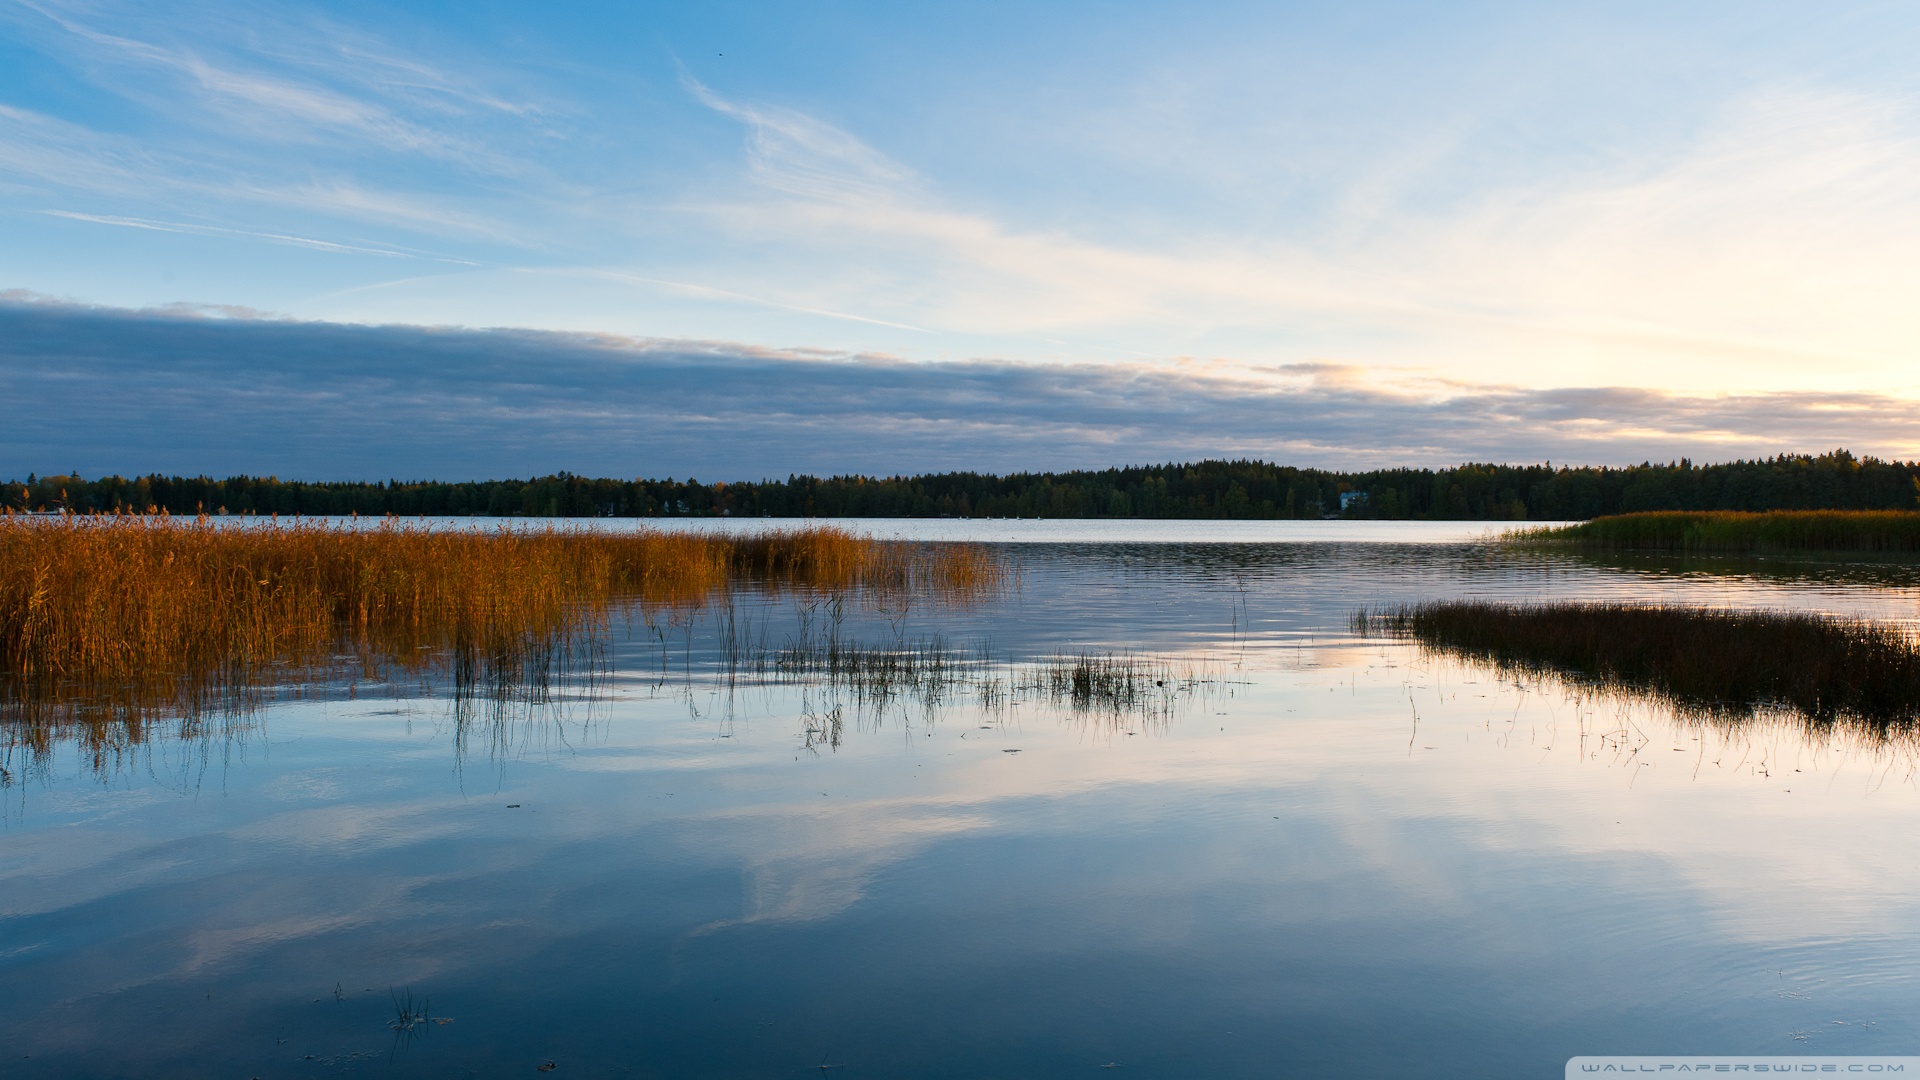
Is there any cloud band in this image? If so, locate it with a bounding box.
[3,296,1915,481]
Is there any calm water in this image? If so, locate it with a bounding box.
[6,527,1920,1078]
[223,515,1547,543]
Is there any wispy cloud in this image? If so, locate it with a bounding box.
[0,0,556,251]
[0,101,171,195]
[530,267,933,333]
[680,74,916,204]
[39,210,451,259]
[678,80,1920,393]
[2,297,1913,480]
[6,3,1919,402]
[14,0,520,161]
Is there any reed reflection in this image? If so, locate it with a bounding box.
[0,515,1006,779]
[1520,545,1920,593]
[1357,600,1920,748]
[641,595,1224,754]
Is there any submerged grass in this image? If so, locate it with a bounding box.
[1039,653,1177,715]
[782,640,1207,732]
[776,635,970,712]
[1515,510,1920,554]
[1354,600,1920,728]
[0,514,1004,731]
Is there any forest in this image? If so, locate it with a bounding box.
[6,450,1917,521]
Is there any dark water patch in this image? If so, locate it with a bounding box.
[1524,546,1920,590]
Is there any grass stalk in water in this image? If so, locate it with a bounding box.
[1037,653,1180,715]
[1354,600,1920,726]
[775,637,969,710]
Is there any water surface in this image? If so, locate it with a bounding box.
[5,526,1919,1077]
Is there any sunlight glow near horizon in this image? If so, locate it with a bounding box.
[2,0,1919,470]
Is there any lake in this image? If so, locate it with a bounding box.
[5,523,1919,1077]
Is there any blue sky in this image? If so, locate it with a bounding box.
[3,1,1919,476]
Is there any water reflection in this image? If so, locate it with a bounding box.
[8,538,1920,1078]
[1529,544,1920,591]
[1359,600,1920,739]
[2,585,1231,796]
[1398,651,1920,787]
[12,540,1920,787]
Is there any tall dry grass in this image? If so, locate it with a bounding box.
[1354,599,1920,729]
[0,514,1004,733]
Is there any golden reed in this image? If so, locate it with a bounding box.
[0,513,1004,731]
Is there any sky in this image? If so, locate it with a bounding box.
[2,1,1918,479]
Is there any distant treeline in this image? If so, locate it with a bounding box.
[7,451,1918,521]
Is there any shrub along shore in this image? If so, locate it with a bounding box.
[7,450,1918,521]
[1517,510,1920,554]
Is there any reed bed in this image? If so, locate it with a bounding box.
[0,514,1004,730]
[1515,510,1920,554]
[1354,600,1920,727]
